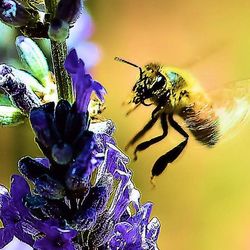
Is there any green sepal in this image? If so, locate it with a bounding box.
[15,36,49,87]
[0,94,13,107]
[0,106,26,127]
[48,19,70,42]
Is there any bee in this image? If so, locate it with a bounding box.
[115,57,250,180]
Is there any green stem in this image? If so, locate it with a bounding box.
[44,0,74,103]
[51,41,74,103]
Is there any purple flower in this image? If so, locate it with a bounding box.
[64,49,106,113]
[55,0,82,24]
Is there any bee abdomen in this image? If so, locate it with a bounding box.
[179,104,220,146]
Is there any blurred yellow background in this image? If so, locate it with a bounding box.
[1,0,250,249]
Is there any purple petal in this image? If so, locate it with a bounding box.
[127,203,153,226]
[140,203,153,225]
[64,49,106,113]
[64,49,80,74]
[111,186,130,222]
[41,225,77,241]
[105,144,129,175]
[10,175,30,202]
[30,107,49,132]
[10,175,31,216]
[34,238,59,250]
[115,222,133,234]
[57,228,77,241]
[34,158,50,169]
[146,218,161,242]
[92,80,107,102]
[14,223,34,246]
[0,227,14,248]
[66,9,100,69]
[34,226,77,250]
[0,185,10,206]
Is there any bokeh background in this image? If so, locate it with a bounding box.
[1,0,250,249]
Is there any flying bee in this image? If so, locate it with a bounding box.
[115,57,250,180]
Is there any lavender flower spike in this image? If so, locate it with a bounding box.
[0,54,160,249]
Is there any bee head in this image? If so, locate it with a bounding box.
[131,63,168,105]
[115,57,168,106]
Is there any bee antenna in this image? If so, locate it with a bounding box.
[114,57,143,77]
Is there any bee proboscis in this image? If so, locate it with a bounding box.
[115,57,250,180]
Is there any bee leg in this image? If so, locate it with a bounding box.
[151,104,163,119]
[125,103,140,116]
[133,113,168,161]
[125,115,159,151]
[151,114,189,178]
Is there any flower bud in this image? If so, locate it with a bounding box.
[48,0,82,42]
[48,18,69,42]
[74,207,97,230]
[0,72,41,113]
[34,174,66,200]
[18,156,50,181]
[83,174,113,214]
[15,36,49,87]
[56,0,82,24]
[0,0,39,27]
[65,164,90,197]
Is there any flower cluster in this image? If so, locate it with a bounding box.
[0,50,160,249]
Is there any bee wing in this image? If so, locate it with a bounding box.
[209,79,250,141]
[178,79,250,145]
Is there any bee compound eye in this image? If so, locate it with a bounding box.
[152,75,165,90]
[157,76,162,81]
